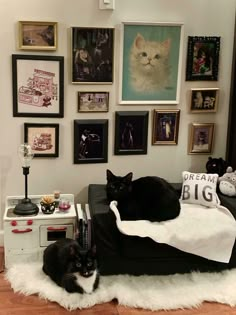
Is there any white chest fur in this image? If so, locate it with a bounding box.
[74,270,97,294]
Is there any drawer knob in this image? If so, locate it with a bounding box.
[11,220,17,226]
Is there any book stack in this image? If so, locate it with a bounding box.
[75,204,92,250]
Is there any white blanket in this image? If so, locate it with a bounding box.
[109,201,236,263]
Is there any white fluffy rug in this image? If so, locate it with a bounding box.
[5,263,236,311]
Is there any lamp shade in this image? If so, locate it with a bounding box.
[18,143,34,167]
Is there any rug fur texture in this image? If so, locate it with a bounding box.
[5,262,236,311]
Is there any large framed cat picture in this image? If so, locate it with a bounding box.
[119,22,184,105]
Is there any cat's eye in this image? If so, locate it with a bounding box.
[87,262,93,267]
[140,52,147,57]
[76,262,82,268]
[155,54,161,59]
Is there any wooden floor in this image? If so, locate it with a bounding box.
[1,247,236,315]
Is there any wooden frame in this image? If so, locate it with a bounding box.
[18,21,57,51]
[12,54,64,118]
[71,27,114,84]
[78,92,109,112]
[24,123,59,158]
[74,119,108,164]
[190,88,219,113]
[186,36,220,81]
[152,109,180,145]
[114,111,149,155]
[119,21,184,104]
[188,123,215,154]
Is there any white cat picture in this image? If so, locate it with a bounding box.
[129,33,171,93]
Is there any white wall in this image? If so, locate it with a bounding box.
[0,0,235,244]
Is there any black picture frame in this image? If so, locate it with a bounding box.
[24,123,59,158]
[186,36,220,81]
[74,119,108,164]
[71,27,114,84]
[114,111,149,155]
[12,54,64,117]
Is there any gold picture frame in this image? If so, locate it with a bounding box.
[18,21,58,51]
[190,88,219,113]
[188,123,215,154]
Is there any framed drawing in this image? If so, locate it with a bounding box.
[12,54,64,118]
[78,92,109,112]
[190,88,219,113]
[119,22,184,104]
[114,111,149,155]
[186,36,220,81]
[74,119,108,164]
[71,27,114,84]
[152,109,180,145]
[188,123,215,154]
[24,123,59,158]
[18,21,57,51]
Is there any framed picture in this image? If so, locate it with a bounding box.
[24,123,59,158]
[18,21,57,51]
[74,119,108,164]
[190,88,219,113]
[186,36,220,81]
[119,22,184,105]
[12,54,64,118]
[114,111,149,155]
[188,123,215,154]
[78,92,109,112]
[152,109,180,145]
[71,27,114,84]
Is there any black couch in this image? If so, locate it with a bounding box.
[88,183,236,276]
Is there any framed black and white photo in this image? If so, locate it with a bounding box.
[12,54,64,117]
[114,111,149,155]
[188,123,215,154]
[78,92,109,112]
[190,88,219,113]
[74,119,108,164]
[24,123,59,157]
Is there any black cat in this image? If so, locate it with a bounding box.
[42,238,99,294]
[106,169,180,222]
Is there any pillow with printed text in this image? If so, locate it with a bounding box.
[180,171,220,208]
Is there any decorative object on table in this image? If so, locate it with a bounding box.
[53,190,61,209]
[188,123,215,154]
[73,119,108,164]
[40,196,56,214]
[206,156,228,177]
[186,36,220,81]
[24,123,59,158]
[78,91,109,112]
[58,200,71,211]
[218,167,236,197]
[152,109,180,145]
[114,111,149,155]
[189,88,219,113]
[13,144,39,216]
[71,27,114,84]
[18,21,58,51]
[119,22,184,105]
[12,54,64,118]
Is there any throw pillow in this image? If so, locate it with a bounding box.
[180,171,220,207]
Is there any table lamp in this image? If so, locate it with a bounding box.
[13,143,39,216]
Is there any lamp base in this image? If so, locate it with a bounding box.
[13,198,39,216]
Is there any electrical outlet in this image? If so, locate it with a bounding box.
[99,0,115,10]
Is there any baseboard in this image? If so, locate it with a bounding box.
[0,230,3,246]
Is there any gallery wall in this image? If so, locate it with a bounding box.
[0,0,235,242]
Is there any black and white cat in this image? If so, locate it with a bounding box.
[42,238,99,294]
[106,169,180,222]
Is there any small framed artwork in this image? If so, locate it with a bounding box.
[188,123,215,154]
[119,22,184,104]
[114,111,149,155]
[12,54,64,118]
[71,27,114,84]
[186,36,220,81]
[78,92,109,112]
[190,88,219,113]
[152,109,180,145]
[24,123,59,158]
[74,119,108,164]
[18,21,57,51]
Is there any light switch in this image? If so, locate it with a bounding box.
[99,0,115,10]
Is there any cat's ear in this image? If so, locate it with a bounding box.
[124,172,133,183]
[162,38,171,50]
[106,169,115,181]
[135,33,145,49]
